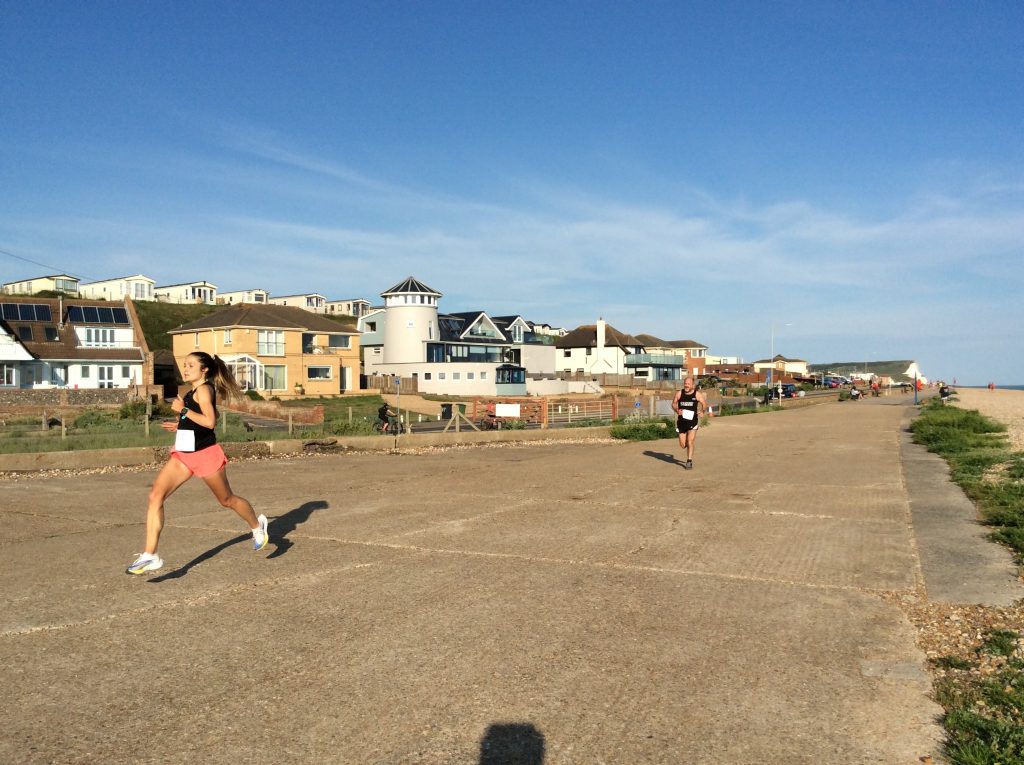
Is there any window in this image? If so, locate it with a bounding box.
[428,321,433,340]
[328,335,350,349]
[263,365,286,390]
[373,347,381,355]
[563,350,571,358]
[257,330,284,356]
[424,373,432,380]
[438,372,446,380]
[98,366,114,388]
[453,372,460,380]
[122,366,130,378]
[18,326,32,341]
[194,332,200,348]
[586,347,592,356]
[307,366,332,380]
[44,327,58,341]
[1,364,15,386]
[467,372,474,380]
[480,372,487,380]
[366,321,377,332]
[224,329,232,345]
[81,365,91,378]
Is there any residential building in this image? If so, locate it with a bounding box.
[218,289,269,306]
[360,276,561,395]
[556,320,645,377]
[268,293,327,313]
[754,354,810,383]
[2,274,80,296]
[79,274,155,302]
[170,304,361,397]
[0,296,145,388]
[326,298,371,318]
[154,280,218,305]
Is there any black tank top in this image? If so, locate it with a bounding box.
[677,389,698,415]
[179,383,218,451]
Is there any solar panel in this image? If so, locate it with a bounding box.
[82,307,99,323]
[0,303,54,321]
[97,307,114,323]
[112,308,128,324]
[67,306,84,322]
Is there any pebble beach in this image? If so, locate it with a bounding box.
[952,387,1024,450]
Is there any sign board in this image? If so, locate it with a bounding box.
[495,403,521,418]
[634,401,642,408]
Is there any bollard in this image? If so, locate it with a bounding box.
[288,413,294,435]
[348,406,352,424]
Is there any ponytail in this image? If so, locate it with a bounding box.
[188,351,243,402]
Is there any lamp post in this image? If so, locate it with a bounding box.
[769,321,791,388]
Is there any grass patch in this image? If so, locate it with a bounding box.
[911,401,1024,763]
[609,418,674,441]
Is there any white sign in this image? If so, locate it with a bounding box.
[495,403,520,418]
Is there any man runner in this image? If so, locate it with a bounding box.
[672,376,711,469]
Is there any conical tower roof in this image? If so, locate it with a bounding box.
[381,276,442,298]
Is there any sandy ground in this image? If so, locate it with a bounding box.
[952,388,1024,450]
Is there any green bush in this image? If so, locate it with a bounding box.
[245,389,264,401]
[501,419,527,430]
[118,401,148,419]
[610,418,674,441]
[74,409,113,428]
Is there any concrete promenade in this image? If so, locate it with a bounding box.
[1,395,1015,763]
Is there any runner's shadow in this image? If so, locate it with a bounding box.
[479,722,545,764]
[266,499,329,559]
[148,500,329,581]
[643,450,685,466]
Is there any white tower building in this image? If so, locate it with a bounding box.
[381,276,442,364]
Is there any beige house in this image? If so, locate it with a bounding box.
[2,273,80,296]
[268,293,326,313]
[753,354,809,379]
[170,304,361,398]
[326,298,371,318]
[218,288,269,305]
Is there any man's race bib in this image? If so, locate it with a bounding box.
[174,429,196,452]
[681,409,695,421]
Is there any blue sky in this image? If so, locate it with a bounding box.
[2,1,1022,385]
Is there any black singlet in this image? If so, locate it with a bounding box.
[178,383,218,451]
[676,389,700,431]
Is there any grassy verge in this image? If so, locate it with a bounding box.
[910,398,1024,763]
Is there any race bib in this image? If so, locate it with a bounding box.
[681,409,695,421]
[174,429,196,452]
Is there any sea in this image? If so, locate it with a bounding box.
[963,384,1024,391]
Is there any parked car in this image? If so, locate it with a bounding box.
[765,383,799,400]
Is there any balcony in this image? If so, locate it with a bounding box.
[624,353,685,368]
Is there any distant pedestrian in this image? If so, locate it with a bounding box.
[939,383,951,403]
[672,376,711,470]
[126,352,268,575]
[989,382,996,391]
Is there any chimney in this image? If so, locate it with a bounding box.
[596,318,606,351]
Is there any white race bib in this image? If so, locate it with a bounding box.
[174,429,196,452]
[681,409,695,421]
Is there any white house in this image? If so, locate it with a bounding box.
[556,320,645,377]
[268,293,327,313]
[359,277,567,396]
[753,354,810,381]
[79,274,155,302]
[0,297,145,388]
[154,280,218,305]
[218,288,269,305]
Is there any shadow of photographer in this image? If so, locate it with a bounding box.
[148,499,328,582]
[479,722,545,765]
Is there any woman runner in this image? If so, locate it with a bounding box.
[126,352,268,574]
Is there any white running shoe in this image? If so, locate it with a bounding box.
[126,552,163,575]
[253,514,269,551]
